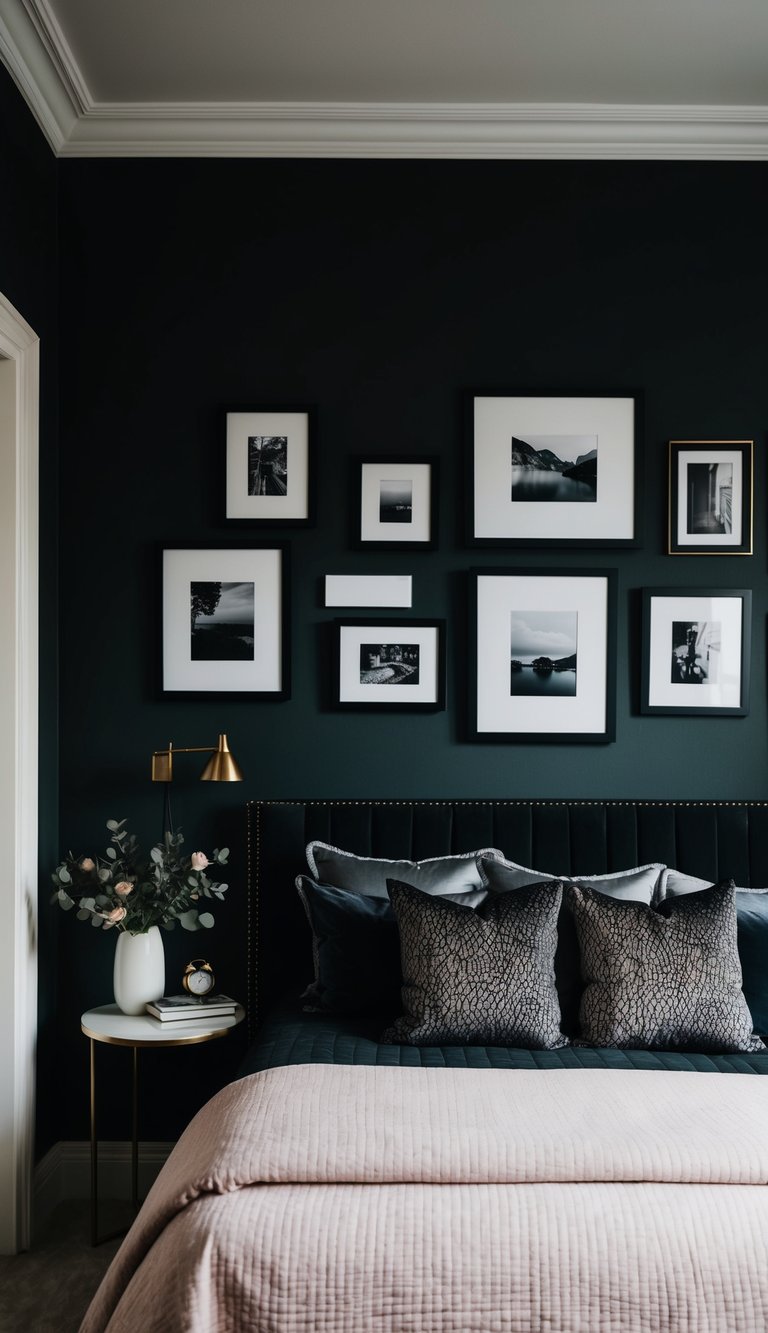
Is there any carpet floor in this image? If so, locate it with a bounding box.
[0,1199,132,1332]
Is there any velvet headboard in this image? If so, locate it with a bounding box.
[245,799,768,1030]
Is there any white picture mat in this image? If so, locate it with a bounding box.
[163,548,282,692]
[676,449,743,547]
[339,624,439,702]
[473,396,634,540]
[476,574,608,735]
[325,575,412,607]
[226,412,309,520]
[360,463,431,543]
[647,595,743,709]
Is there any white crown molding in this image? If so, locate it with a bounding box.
[60,99,768,159]
[3,1,768,159]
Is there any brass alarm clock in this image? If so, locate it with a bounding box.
[182,959,215,997]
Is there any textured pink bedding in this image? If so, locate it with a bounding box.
[81,1063,768,1332]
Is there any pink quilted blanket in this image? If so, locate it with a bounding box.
[81,1063,768,1332]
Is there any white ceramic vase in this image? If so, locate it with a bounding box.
[113,925,165,1015]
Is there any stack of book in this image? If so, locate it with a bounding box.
[146,993,238,1022]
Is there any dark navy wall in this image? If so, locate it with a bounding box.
[0,64,59,1154]
[50,156,768,1139]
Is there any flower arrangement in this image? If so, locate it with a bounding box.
[51,819,230,934]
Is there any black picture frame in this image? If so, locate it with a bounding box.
[641,587,751,716]
[469,567,617,742]
[224,405,316,527]
[466,390,641,548]
[333,617,446,711]
[353,456,438,550]
[160,543,290,699]
[668,440,753,556]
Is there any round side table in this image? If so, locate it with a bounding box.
[81,1002,245,1245]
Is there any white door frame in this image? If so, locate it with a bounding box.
[0,291,39,1254]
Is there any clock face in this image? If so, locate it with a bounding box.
[187,968,214,996]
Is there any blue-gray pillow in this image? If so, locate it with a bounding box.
[568,880,764,1053]
[659,869,768,1035]
[382,878,567,1049]
[305,841,503,903]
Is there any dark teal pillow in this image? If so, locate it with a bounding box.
[296,875,401,1016]
[735,891,768,1035]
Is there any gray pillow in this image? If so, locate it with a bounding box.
[568,880,764,1053]
[305,841,503,904]
[480,855,665,904]
[381,878,567,1049]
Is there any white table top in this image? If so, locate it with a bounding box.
[81,1002,245,1047]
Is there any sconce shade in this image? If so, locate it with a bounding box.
[200,734,243,783]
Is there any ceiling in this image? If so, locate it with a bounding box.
[2,0,768,157]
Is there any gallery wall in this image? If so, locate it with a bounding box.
[0,74,762,1145]
[50,154,768,1140]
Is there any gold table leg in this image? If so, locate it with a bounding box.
[132,1047,139,1212]
[89,1038,98,1247]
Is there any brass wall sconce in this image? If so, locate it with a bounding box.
[151,733,243,783]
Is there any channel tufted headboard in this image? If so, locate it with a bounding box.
[245,799,768,1031]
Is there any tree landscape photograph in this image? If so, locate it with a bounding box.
[510,611,578,696]
[511,434,597,502]
[190,580,255,660]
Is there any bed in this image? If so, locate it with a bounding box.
[81,799,768,1332]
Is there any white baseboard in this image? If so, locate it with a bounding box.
[33,1140,174,1234]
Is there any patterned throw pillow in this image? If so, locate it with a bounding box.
[382,878,567,1048]
[568,880,764,1052]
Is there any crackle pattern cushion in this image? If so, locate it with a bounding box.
[659,869,768,1036]
[479,856,666,1036]
[382,878,567,1049]
[568,880,764,1053]
[306,842,503,904]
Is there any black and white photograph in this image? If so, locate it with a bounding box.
[162,545,289,698]
[335,619,444,709]
[670,621,719,685]
[641,588,750,716]
[468,393,638,546]
[360,643,420,684]
[225,408,313,525]
[379,480,413,523]
[509,611,577,696]
[248,436,287,496]
[511,435,597,503]
[190,580,255,661]
[471,568,616,742]
[668,441,753,555]
[356,458,437,548]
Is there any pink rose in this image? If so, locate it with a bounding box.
[191,852,209,871]
[103,905,127,926]
[80,857,95,872]
[114,881,133,896]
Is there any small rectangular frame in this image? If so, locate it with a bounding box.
[470,567,617,742]
[225,406,315,525]
[333,618,445,710]
[161,544,289,698]
[641,587,751,716]
[467,391,639,547]
[668,440,753,555]
[354,456,438,549]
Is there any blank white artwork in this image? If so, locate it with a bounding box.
[325,575,413,607]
